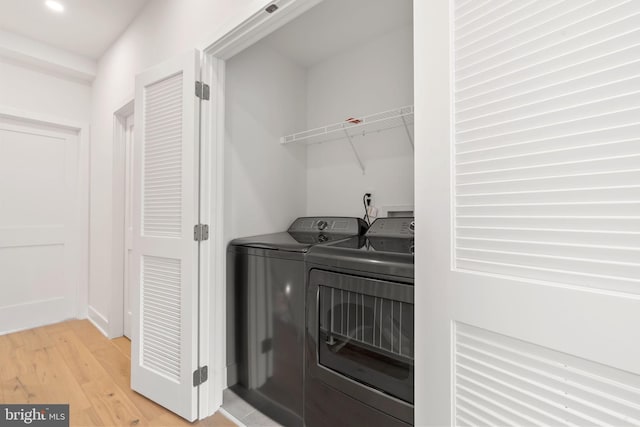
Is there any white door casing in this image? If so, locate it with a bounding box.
[131,49,201,421]
[110,99,134,339]
[0,116,85,334]
[198,1,324,415]
[416,1,640,426]
[124,113,134,339]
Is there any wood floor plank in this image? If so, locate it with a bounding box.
[73,407,106,427]
[67,320,111,352]
[2,346,42,403]
[112,337,131,359]
[39,320,74,335]
[2,376,38,404]
[148,412,197,426]
[91,342,168,423]
[0,334,11,402]
[32,345,92,410]
[15,327,56,350]
[0,358,4,403]
[48,330,110,385]
[4,328,27,349]
[0,333,10,358]
[80,376,147,427]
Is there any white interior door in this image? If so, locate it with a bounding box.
[131,49,201,421]
[124,113,134,339]
[416,1,640,425]
[0,117,81,334]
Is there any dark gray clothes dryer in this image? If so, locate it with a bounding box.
[304,217,415,427]
[226,217,367,427]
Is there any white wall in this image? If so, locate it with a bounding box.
[88,0,261,334]
[306,25,414,217]
[0,30,97,82]
[0,57,91,123]
[225,43,307,242]
[221,20,414,231]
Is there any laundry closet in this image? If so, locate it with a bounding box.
[223,0,414,243]
[223,0,415,425]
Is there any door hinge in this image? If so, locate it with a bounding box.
[193,366,208,387]
[194,224,209,241]
[195,81,210,100]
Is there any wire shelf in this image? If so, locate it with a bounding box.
[281,105,414,146]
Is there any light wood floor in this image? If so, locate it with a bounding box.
[0,320,235,427]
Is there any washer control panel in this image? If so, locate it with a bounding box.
[366,217,415,238]
[288,217,367,235]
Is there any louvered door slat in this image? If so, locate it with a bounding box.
[457,3,640,81]
[142,72,183,238]
[455,324,640,426]
[453,0,640,297]
[456,1,619,68]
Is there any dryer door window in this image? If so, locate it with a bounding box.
[317,284,414,403]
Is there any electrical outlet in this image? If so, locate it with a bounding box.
[365,190,375,206]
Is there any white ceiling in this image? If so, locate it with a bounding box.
[262,0,412,67]
[0,0,150,59]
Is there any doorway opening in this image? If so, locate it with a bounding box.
[199,0,414,419]
[111,99,134,339]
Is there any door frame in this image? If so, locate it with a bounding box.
[105,0,324,408]
[110,99,134,339]
[0,105,90,322]
[196,0,322,417]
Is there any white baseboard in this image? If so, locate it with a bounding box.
[0,297,74,335]
[88,306,109,337]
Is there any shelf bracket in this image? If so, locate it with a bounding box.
[401,114,414,150]
[343,127,365,174]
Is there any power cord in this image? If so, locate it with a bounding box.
[363,193,372,226]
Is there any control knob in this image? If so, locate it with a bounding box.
[409,220,415,233]
[317,220,329,231]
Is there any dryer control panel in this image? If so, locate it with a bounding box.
[366,217,415,238]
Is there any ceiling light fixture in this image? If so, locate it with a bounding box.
[45,0,65,13]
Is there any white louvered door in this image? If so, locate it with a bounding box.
[416,1,640,425]
[131,50,201,421]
